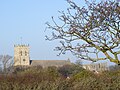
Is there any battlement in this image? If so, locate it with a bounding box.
[14,44,29,47]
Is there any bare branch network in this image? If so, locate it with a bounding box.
[46,0,120,65]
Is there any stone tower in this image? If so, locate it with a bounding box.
[14,44,30,66]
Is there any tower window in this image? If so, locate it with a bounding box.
[23,59,26,64]
[23,59,25,61]
[20,51,22,56]
[25,51,27,56]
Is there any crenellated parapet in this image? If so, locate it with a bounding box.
[14,44,29,47]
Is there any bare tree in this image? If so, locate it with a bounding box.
[0,55,12,74]
[46,0,120,65]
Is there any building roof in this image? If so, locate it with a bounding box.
[30,60,71,67]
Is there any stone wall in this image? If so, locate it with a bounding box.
[82,62,108,72]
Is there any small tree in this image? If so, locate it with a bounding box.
[46,0,120,65]
[0,55,12,74]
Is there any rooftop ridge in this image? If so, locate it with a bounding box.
[30,60,69,61]
[30,59,71,67]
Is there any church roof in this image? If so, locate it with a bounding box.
[30,60,71,67]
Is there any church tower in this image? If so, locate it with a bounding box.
[14,44,30,66]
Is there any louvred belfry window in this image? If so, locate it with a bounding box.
[25,51,27,56]
[20,51,22,56]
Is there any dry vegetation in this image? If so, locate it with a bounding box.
[0,64,120,90]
